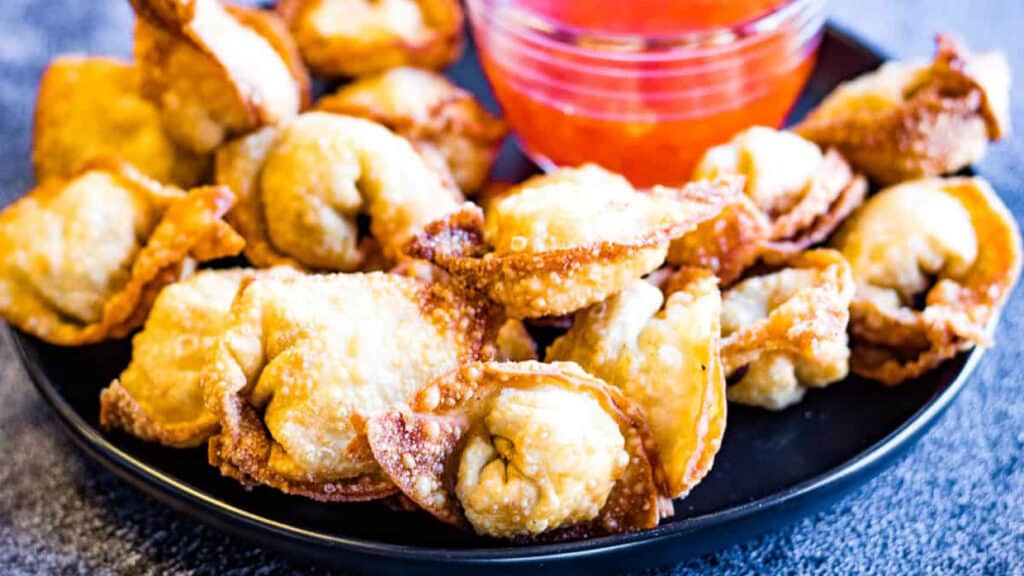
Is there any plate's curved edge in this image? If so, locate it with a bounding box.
[10,319,987,565]
[7,21,988,569]
[819,19,891,63]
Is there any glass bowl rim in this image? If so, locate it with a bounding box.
[466,0,825,63]
[475,9,823,82]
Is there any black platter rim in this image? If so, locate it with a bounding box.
[16,325,982,563]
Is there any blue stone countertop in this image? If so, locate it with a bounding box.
[1,1,1022,574]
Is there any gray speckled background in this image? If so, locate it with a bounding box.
[1,1,1023,574]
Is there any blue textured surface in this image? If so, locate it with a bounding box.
[1,1,1022,574]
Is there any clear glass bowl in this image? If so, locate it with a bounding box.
[467,0,826,186]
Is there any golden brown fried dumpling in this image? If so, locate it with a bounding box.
[202,272,501,501]
[99,268,296,448]
[796,35,1010,185]
[408,165,736,318]
[32,56,209,188]
[277,0,463,78]
[316,67,506,193]
[719,249,854,410]
[831,177,1021,385]
[547,270,725,499]
[0,160,243,346]
[131,0,309,154]
[495,319,537,362]
[667,127,867,285]
[386,259,536,360]
[365,361,664,540]
[216,112,460,271]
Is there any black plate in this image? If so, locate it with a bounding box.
[14,23,984,575]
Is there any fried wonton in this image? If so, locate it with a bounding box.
[32,56,209,188]
[216,112,460,271]
[408,165,737,318]
[719,249,854,410]
[831,177,1021,385]
[203,272,501,501]
[100,268,296,448]
[276,0,463,78]
[316,67,506,193]
[667,127,867,285]
[387,259,536,360]
[365,361,664,540]
[495,319,537,362]
[0,160,243,346]
[795,35,1011,185]
[547,269,725,499]
[131,0,309,153]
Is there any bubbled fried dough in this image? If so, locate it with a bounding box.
[316,67,506,194]
[277,0,463,78]
[215,112,461,271]
[547,270,725,499]
[831,177,1021,385]
[667,127,867,285]
[0,160,242,346]
[364,361,665,540]
[202,272,502,501]
[408,165,739,318]
[795,35,1011,185]
[131,0,308,153]
[494,319,538,361]
[719,249,855,410]
[32,56,209,188]
[100,268,298,448]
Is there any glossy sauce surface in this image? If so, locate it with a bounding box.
[517,0,793,32]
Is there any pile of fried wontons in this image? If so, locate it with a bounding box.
[3,0,1019,542]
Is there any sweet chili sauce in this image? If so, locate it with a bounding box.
[515,0,795,33]
[468,0,824,187]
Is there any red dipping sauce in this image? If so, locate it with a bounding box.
[467,0,825,187]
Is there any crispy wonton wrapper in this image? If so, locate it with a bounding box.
[100,268,297,448]
[667,127,868,285]
[131,0,309,153]
[547,269,725,500]
[408,165,737,318]
[277,0,463,78]
[832,177,1021,385]
[203,272,502,501]
[316,67,507,194]
[0,160,243,346]
[719,249,854,410]
[364,361,665,540]
[795,35,1011,185]
[387,259,537,361]
[494,318,538,362]
[216,112,461,271]
[32,56,209,188]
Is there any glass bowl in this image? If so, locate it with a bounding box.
[467,0,826,186]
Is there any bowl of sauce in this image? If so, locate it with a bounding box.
[467,0,826,186]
